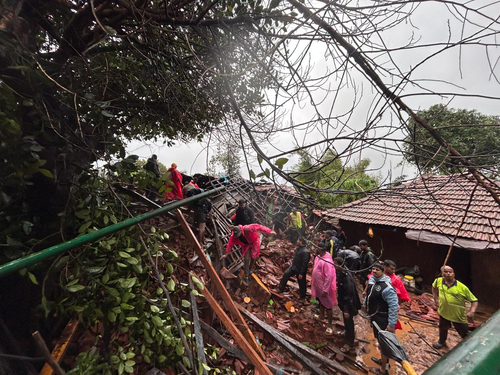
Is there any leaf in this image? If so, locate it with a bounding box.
[78,221,92,233]
[101,110,114,118]
[104,26,117,35]
[75,209,91,218]
[86,266,105,275]
[191,275,204,290]
[152,315,163,327]
[28,272,38,285]
[118,251,131,259]
[249,169,256,180]
[126,257,138,265]
[120,303,134,310]
[274,157,289,170]
[167,279,175,292]
[181,300,191,308]
[67,285,85,292]
[269,0,281,9]
[39,169,54,178]
[108,311,117,322]
[176,344,185,356]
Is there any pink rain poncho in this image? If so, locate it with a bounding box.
[311,252,337,309]
[225,224,272,259]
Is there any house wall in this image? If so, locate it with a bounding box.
[338,220,500,307]
[470,249,500,308]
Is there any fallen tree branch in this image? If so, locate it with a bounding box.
[32,331,66,375]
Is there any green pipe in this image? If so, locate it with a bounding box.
[0,186,225,278]
[423,308,500,375]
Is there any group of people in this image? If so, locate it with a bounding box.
[144,158,211,245]
[142,166,479,374]
[143,156,185,202]
[276,234,479,375]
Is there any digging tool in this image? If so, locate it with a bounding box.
[372,322,417,375]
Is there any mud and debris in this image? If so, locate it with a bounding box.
[56,184,494,375]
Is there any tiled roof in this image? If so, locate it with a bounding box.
[315,174,500,244]
[253,183,298,196]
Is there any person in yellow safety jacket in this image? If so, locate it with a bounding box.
[322,230,339,257]
[286,208,307,244]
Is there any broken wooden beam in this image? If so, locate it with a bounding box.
[39,320,78,375]
[237,307,328,375]
[189,278,208,375]
[175,209,266,360]
[201,287,272,375]
[199,320,299,375]
[238,306,357,375]
[32,331,66,375]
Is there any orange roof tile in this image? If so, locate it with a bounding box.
[316,174,500,245]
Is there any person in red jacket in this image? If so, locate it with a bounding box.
[164,163,183,201]
[383,260,411,303]
[223,224,276,285]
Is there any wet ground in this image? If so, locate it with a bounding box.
[236,237,494,375]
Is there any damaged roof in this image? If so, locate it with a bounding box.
[314,174,500,246]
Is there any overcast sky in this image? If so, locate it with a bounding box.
[127,0,500,183]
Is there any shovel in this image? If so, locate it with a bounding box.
[372,322,417,375]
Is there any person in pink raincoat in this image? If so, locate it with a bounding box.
[311,242,337,332]
[223,224,276,285]
[164,163,183,201]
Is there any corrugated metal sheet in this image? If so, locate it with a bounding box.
[315,174,500,245]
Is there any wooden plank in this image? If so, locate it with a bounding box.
[201,287,272,375]
[238,306,357,375]
[189,279,208,375]
[39,320,78,375]
[33,332,66,375]
[198,321,300,375]
[199,320,250,362]
[175,209,266,360]
[238,307,328,375]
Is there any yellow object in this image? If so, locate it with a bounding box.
[401,360,417,375]
[285,301,294,312]
[289,212,302,228]
[244,297,251,303]
[368,227,374,237]
[404,275,414,280]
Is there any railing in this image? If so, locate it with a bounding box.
[0,186,225,278]
[423,308,500,374]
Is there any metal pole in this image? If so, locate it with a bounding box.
[0,187,225,278]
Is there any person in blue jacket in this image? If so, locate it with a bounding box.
[365,262,399,375]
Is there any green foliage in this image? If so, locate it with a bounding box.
[208,144,241,177]
[0,1,297,373]
[292,149,380,207]
[404,104,500,174]
[0,85,57,262]
[40,167,198,373]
